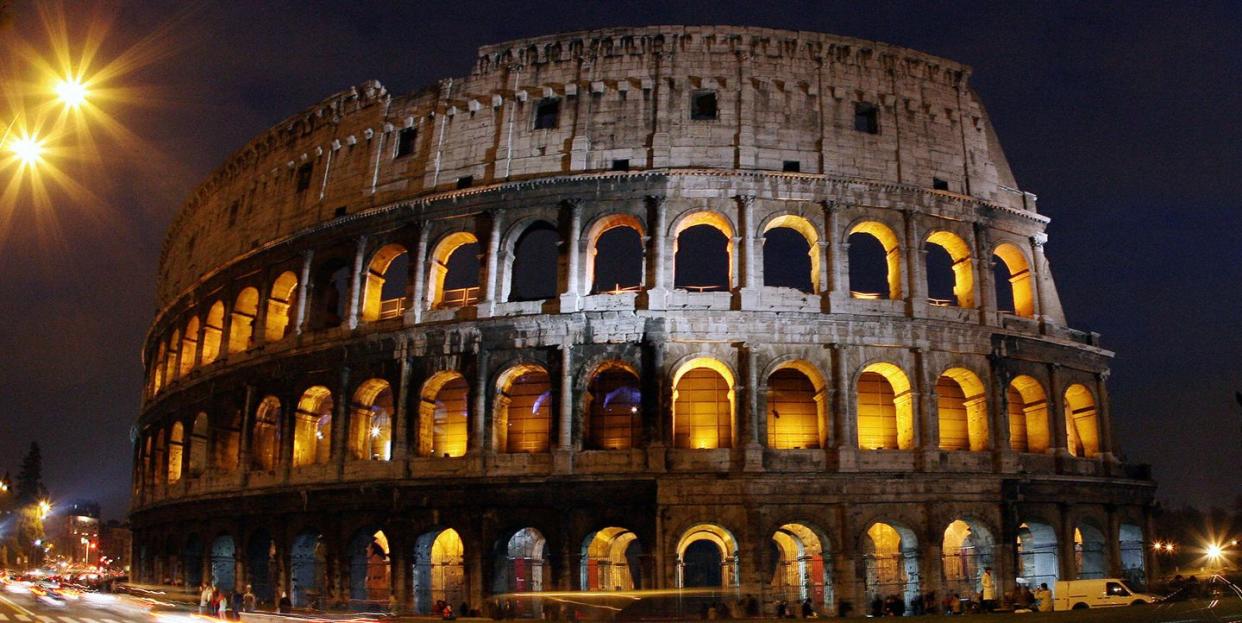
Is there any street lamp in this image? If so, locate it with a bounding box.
[10,133,44,166]
[53,77,89,109]
[38,500,52,520]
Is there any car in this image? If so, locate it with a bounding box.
[1053,578,1160,610]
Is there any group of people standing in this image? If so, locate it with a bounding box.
[196,583,257,619]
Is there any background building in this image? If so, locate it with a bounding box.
[130,26,1154,614]
[50,500,100,566]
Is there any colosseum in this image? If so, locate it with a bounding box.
[131,25,1156,616]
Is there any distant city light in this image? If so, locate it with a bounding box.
[10,135,44,166]
[54,77,89,108]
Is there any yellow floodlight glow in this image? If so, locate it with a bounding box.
[11,134,44,166]
[1206,543,1223,561]
[54,77,89,108]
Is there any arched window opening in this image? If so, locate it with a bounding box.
[1063,384,1100,458]
[251,397,281,472]
[1074,524,1107,579]
[941,519,995,600]
[163,331,180,385]
[495,365,552,454]
[210,535,236,591]
[763,216,819,293]
[925,231,975,308]
[348,529,390,603]
[179,318,200,377]
[230,287,259,353]
[362,244,409,322]
[419,372,469,458]
[771,523,832,613]
[767,366,824,449]
[188,413,208,478]
[1016,521,1059,589]
[152,341,167,394]
[349,379,393,461]
[290,532,326,608]
[167,422,184,483]
[676,524,739,589]
[429,233,481,309]
[848,222,901,300]
[584,363,642,450]
[246,530,276,604]
[993,244,1034,317]
[582,528,643,591]
[414,528,465,614]
[1119,524,1146,587]
[211,411,241,474]
[293,386,333,467]
[1007,375,1050,453]
[201,301,225,365]
[591,225,644,294]
[494,528,550,617]
[509,221,560,302]
[856,363,914,450]
[265,272,298,342]
[311,259,351,330]
[936,368,989,452]
[672,358,734,449]
[675,224,731,292]
[863,522,920,610]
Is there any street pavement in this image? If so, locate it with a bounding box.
[0,588,182,623]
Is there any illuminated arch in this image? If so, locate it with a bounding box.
[229,287,259,353]
[427,231,480,309]
[188,412,208,477]
[1017,521,1059,588]
[167,422,185,483]
[413,528,465,613]
[583,361,642,450]
[201,301,225,365]
[1063,384,1100,458]
[676,523,740,589]
[348,379,393,461]
[671,357,736,449]
[1119,524,1146,586]
[863,521,920,607]
[265,271,299,341]
[941,518,995,598]
[766,360,827,449]
[346,528,391,602]
[581,527,642,591]
[506,220,560,302]
[418,371,469,458]
[856,362,914,450]
[293,386,333,467]
[211,410,242,474]
[361,243,409,322]
[585,213,645,294]
[936,367,989,451]
[672,210,735,292]
[251,396,281,471]
[847,220,902,300]
[494,364,553,453]
[771,522,833,611]
[1007,375,1050,453]
[163,330,180,385]
[1074,523,1107,579]
[152,340,167,394]
[993,243,1034,317]
[179,317,200,377]
[925,231,975,308]
[763,214,821,293]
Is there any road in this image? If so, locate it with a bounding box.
[0,588,186,623]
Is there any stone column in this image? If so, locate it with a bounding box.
[479,208,504,317]
[1095,371,1117,464]
[990,357,1018,473]
[345,235,367,330]
[1047,364,1071,462]
[218,298,234,365]
[239,384,255,480]
[194,316,209,368]
[1106,507,1122,578]
[738,195,761,309]
[823,201,848,310]
[643,326,668,472]
[973,222,997,326]
[471,348,489,454]
[914,347,938,469]
[555,343,574,474]
[392,351,413,463]
[410,223,430,323]
[559,199,583,312]
[830,343,856,470]
[644,196,668,310]
[1058,504,1076,580]
[742,344,763,471]
[904,209,928,317]
[253,282,270,347]
[333,366,351,474]
[1027,234,1047,322]
[294,250,314,335]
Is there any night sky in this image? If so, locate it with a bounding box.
[0,2,1238,521]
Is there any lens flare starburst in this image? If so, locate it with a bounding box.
[9,134,43,166]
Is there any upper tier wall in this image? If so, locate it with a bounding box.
[158,25,1024,308]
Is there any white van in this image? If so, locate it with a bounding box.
[1053,578,1160,610]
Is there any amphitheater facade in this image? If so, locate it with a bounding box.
[131,26,1155,615]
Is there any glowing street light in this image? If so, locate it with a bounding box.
[37,500,52,520]
[1206,543,1224,562]
[53,77,89,109]
[10,134,44,166]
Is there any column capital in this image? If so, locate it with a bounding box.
[820,199,844,214]
[1031,232,1048,248]
[735,194,756,208]
[644,194,666,208]
[561,197,584,210]
[1097,369,1111,382]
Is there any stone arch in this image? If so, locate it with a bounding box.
[1007,375,1050,453]
[676,523,740,589]
[188,412,208,477]
[861,521,920,609]
[762,213,821,293]
[765,359,827,450]
[581,527,643,591]
[847,220,902,300]
[585,213,645,294]
[361,243,409,322]
[229,287,259,353]
[179,317,200,377]
[347,527,391,603]
[293,386,333,467]
[210,533,236,591]
[941,518,996,599]
[201,301,225,365]
[427,231,481,309]
[936,367,989,452]
[507,219,560,302]
[493,527,551,617]
[265,271,298,341]
[413,527,465,614]
[250,396,281,471]
[1064,383,1100,457]
[163,329,180,385]
[672,210,735,292]
[348,378,393,461]
[1074,522,1107,579]
[993,243,1034,317]
[310,257,352,330]
[925,230,975,308]
[770,521,833,613]
[152,340,167,394]
[671,356,736,449]
[494,364,553,453]
[167,421,185,483]
[1016,520,1059,589]
[583,360,642,450]
[290,530,327,608]
[856,362,914,450]
[418,371,470,458]
[210,409,242,474]
[1119,523,1146,586]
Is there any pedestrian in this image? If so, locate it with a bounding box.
[442,602,455,620]
[243,585,256,612]
[199,583,212,615]
[980,567,996,612]
[1035,583,1053,612]
[802,597,815,618]
[278,591,293,613]
[461,600,471,617]
[776,599,788,618]
[217,590,229,619]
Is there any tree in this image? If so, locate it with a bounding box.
[15,442,46,505]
